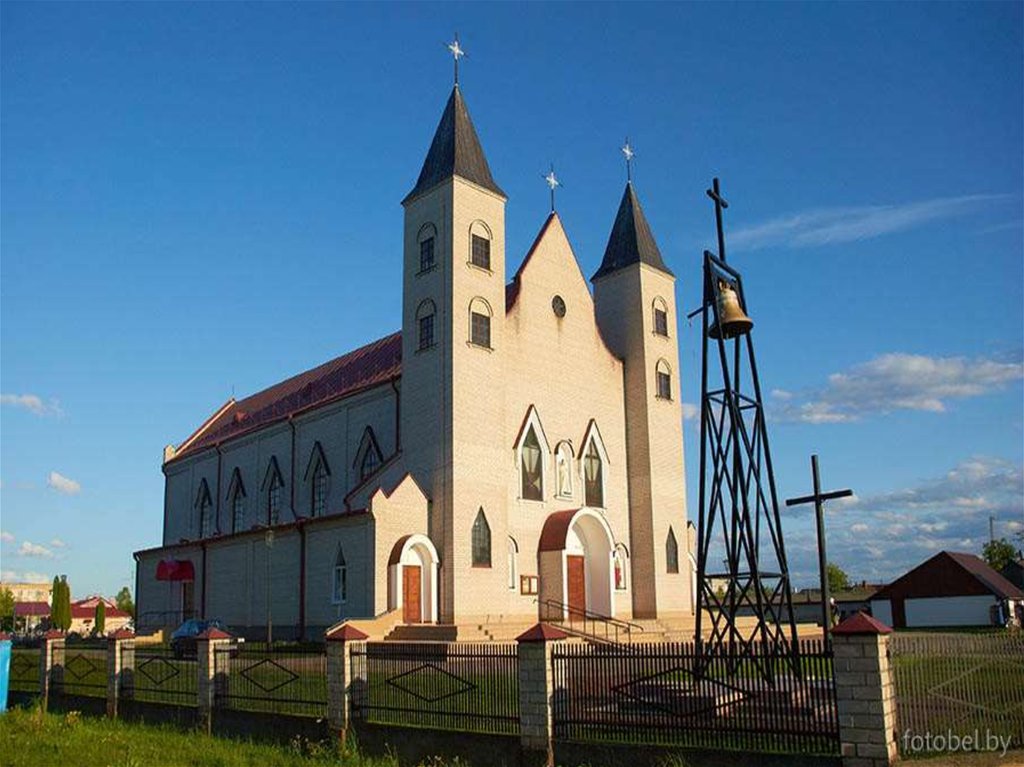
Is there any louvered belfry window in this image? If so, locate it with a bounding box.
[472,508,491,567]
[521,427,543,501]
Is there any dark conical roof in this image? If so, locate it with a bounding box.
[403,86,505,204]
[592,182,673,280]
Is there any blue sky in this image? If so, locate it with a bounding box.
[2,2,1021,599]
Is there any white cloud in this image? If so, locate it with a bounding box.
[18,541,54,558]
[1,570,51,583]
[46,471,81,496]
[772,352,1022,424]
[681,402,699,421]
[1,393,63,417]
[729,194,1009,251]
[0,531,14,543]
[49,538,66,548]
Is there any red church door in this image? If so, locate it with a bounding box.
[567,555,586,617]
[403,566,422,624]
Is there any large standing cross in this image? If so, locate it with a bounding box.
[785,455,853,649]
[705,177,729,263]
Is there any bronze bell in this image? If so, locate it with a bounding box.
[709,280,754,339]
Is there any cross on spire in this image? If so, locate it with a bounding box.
[446,33,466,86]
[705,177,729,263]
[543,164,561,213]
[621,138,634,183]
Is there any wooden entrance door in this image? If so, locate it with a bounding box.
[567,555,586,616]
[402,566,422,623]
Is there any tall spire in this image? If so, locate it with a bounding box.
[592,181,673,280]
[403,74,505,204]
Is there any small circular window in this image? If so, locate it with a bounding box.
[552,295,566,318]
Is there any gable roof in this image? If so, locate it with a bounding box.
[170,332,402,463]
[592,182,672,281]
[403,86,505,204]
[871,551,1024,601]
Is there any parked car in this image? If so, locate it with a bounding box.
[169,618,244,659]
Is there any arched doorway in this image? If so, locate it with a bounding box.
[538,509,615,619]
[387,534,439,624]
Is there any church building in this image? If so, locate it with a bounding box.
[134,68,692,640]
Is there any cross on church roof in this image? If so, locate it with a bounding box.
[446,34,466,86]
[543,164,561,213]
[621,138,634,183]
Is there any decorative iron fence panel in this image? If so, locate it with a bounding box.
[353,641,520,734]
[215,645,327,718]
[9,648,40,694]
[131,646,196,706]
[891,631,1024,755]
[551,639,839,755]
[55,645,107,698]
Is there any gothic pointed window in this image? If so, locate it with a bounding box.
[227,469,246,534]
[656,359,673,400]
[472,508,491,567]
[521,427,543,501]
[584,440,604,508]
[261,457,285,525]
[666,527,680,574]
[507,537,519,590]
[195,480,213,538]
[312,463,328,517]
[332,547,347,604]
[555,442,574,499]
[416,299,436,351]
[354,427,383,483]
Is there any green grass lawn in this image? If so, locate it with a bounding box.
[0,705,413,767]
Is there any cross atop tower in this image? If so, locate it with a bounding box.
[621,138,635,183]
[705,177,729,263]
[446,34,466,86]
[543,164,561,213]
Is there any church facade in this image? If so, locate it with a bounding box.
[134,81,692,639]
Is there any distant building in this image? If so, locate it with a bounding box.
[791,583,884,626]
[1,581,52,604]
[69,596,132,636]
[13,601,50,633]
[869,551,1024,628]
[1000,558,1024,590]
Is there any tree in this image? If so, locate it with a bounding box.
[0,588,14,632]
[50,576,61,630]
[983,538,1018,573]
[94,600,106,636]
[115,587,135,619]
[827,563,851,594]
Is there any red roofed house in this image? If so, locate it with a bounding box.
[135,73,692,641]
[69,596,132,636]
[869,551,1024,629]
[13,601,50,633]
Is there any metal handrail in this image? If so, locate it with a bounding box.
[535,598,644,645]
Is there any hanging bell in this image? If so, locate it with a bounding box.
[709,280,754,339]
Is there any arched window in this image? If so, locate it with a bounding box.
[581,423,607,508]
[332,546,347,604]
[555,442,574,499]
[521,427,543,500]
[469,220,492,270]
[507,537,519,590]
[195,480,213,538]
[416,299,436,351]
[656,359,673,400]
[418,223,437,273]
[226,468,246,534]
[261,457,285,525]
[666,527,680,574]
[472,508,491,567]
[614,544,629,591]
[303,441,331,518]
[469,297,492,348]
[354,427,383,483]
[653,297,669,337]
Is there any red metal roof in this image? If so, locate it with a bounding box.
[14,601,50,617]
[832,611,893,636]
[171,332,402,461]
[70,598,130,620]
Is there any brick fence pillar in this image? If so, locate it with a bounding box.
[40,630,65,711]
[326,623,369,746]
[196,628,233,734]
[106,629,135,718]
[516,623,568,767]
[833,612,899,767]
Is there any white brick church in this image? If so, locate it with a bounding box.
[135,72,693,640]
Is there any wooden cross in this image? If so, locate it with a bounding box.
[705,177,729,263]
[785,454,853,648]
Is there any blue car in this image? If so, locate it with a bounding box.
[169,618,243,659]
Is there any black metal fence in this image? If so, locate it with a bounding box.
[131,646,196,706]
[551,638,839,755]
[353,641,519,735]
[892,631,1024,755]
[55,644,108,699]
[9,648,40,694]
[215,644,327,718]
